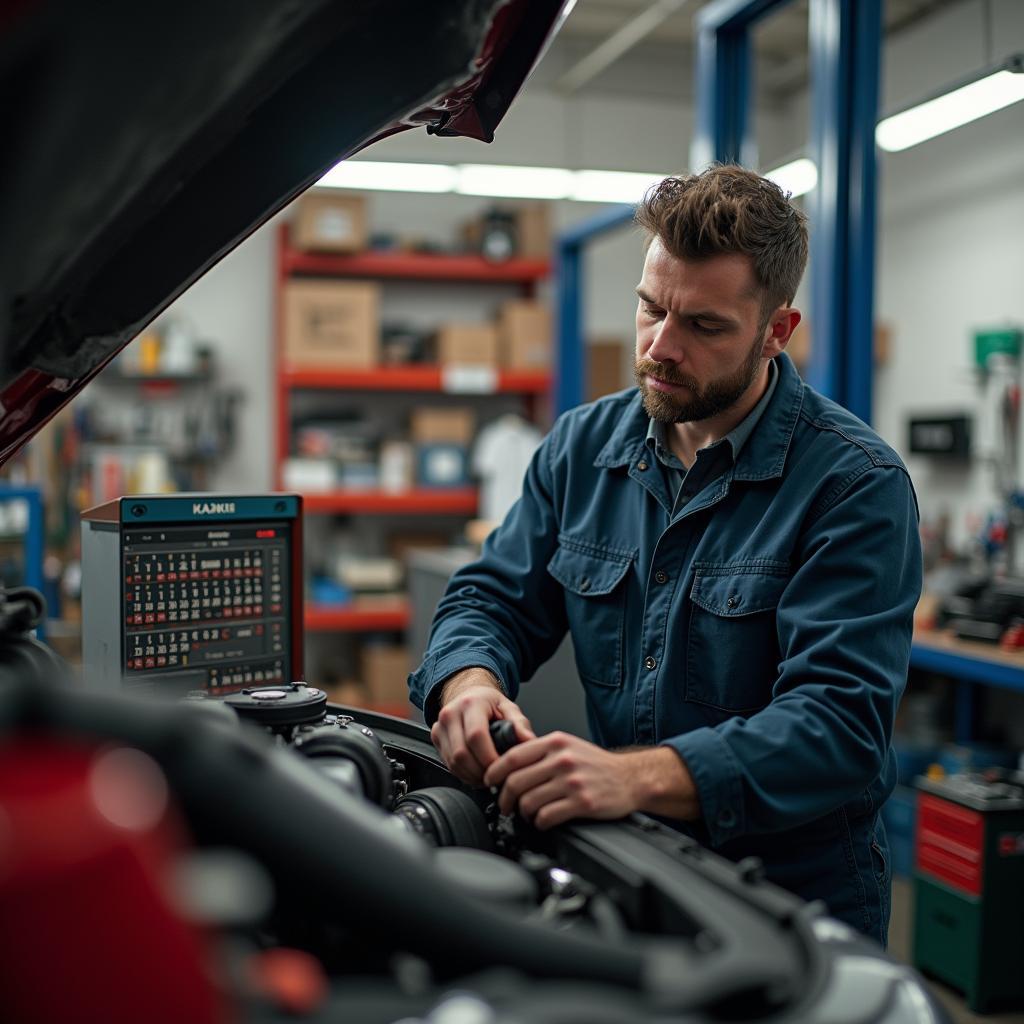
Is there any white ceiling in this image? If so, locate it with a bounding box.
[541,0,965,101]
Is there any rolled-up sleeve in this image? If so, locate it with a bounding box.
[409,421,569,724]
[664,462,922,846]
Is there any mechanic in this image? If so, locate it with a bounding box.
[409,165,922,946]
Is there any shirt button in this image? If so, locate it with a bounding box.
[726,596,739,608]
[578,577,591,592]
[637,461,648,471]
[717,808,736,828]
[644,656,657,671]
[655,570,668,584]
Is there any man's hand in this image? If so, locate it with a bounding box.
[482,732,701,830]
[430,667,534,786]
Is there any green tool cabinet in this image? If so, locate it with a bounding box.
[912,774,1024,1013]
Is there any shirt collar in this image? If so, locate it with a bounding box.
[643,357,779,467]
[595,353,804,480]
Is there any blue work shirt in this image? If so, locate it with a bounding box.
[647,356,778,515]
[409,353,922,943]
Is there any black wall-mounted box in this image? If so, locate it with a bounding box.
[907,415,971,457]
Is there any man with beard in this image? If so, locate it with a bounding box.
[409,165,921,946]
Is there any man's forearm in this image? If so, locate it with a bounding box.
[440,666,503,706]
[619,745,702,820]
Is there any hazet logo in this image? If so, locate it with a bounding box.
[192,501,236,515]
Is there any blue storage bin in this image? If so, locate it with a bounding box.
[310,577,352,606]
[416,443,468,488]
[893,736,941,786]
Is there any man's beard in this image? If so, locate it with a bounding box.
[634,334,765,424]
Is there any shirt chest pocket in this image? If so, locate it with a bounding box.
[547,539,634,689]
[686,564,789,713]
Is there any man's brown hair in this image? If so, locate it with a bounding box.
[635,165,809,320]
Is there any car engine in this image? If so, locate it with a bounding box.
[0,592,947,1024]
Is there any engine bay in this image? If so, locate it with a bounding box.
[0,664,948,1024]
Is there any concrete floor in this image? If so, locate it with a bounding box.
[889,877,1024,1024]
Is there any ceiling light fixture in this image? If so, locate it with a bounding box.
[318,160,457,192]
[876,53,1024,152]
[763,158,818,199]
[570,169,666,203]
[317,160,668,203]
[455,163,576,200]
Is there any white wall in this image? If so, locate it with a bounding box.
[873,0,1024,549]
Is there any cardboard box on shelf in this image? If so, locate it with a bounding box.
[588,337,628,400]
[283,280,379,368]
[499,299,551,369]
[435,323,499,367]
[361,644,412,707]
[514,203,551,259]
[410,407,475,445]
[292,190,368,252]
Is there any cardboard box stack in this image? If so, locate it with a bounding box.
[292,191,368,252]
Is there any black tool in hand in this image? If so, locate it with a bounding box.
[489,719,520,755]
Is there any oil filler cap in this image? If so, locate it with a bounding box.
[224,683,327,728]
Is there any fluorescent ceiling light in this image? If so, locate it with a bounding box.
[763,158,818,198]
[317,160,670,203]
[877,57,1024,152]
[571,170,665,203]
[456,163,575,200]
[318,160,457,192]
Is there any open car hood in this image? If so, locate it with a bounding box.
[0,0,571,464]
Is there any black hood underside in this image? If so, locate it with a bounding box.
[0,0,567,460]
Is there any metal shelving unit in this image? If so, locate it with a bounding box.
[274,224,552,707]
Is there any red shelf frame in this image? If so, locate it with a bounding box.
[282,244,550,284]
[281,365,549,393]
[301,489,478,515]
[305,601,410,631]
